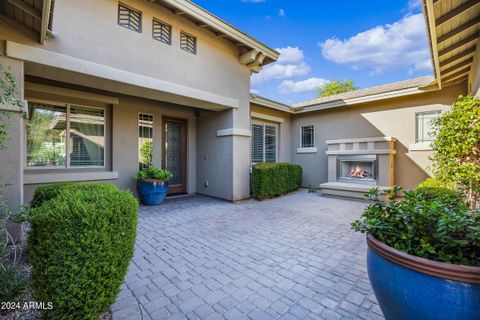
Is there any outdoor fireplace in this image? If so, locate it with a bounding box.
[338,155,377,184]
[320,137,396,198]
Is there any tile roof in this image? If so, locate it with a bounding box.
[293,76,435,108]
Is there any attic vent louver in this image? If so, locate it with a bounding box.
[180,32,196,54]
[118,3,142,33]
[153,19,172,45]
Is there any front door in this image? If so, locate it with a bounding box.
[162,117,187,194]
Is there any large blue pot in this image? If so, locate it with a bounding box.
[367,234,480,320]
[137,179,169,206]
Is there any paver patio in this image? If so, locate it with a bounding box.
[111,191,383,320]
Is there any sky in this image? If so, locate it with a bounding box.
[193,0,433,104]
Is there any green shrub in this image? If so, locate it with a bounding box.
[28,183,138,319]
[352,187,480,266]
[417,177,455,190]
[132,165,173,181]
[431,95,480,209]
[30,182,118,208]
[252,163,302,200]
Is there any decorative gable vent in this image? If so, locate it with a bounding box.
[152,19,172,45]
[180,32,196,54]
[118,3,142,33]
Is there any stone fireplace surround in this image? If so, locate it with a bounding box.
[320,137,396,199]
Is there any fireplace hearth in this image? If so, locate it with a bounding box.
[320,137,396,199]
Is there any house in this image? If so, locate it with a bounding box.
[0,0,479,205]
[0,0,278,206]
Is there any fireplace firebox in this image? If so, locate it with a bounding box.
[337,155,377,184]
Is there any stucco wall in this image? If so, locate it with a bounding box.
[250,104,292,163]
[0,56,25,207]
[291,83,467,190]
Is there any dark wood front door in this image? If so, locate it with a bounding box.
[162,117,187,194]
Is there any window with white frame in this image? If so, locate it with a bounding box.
[251,123,277,163]
[138,113,153,170]
[26,102,105,168]
[416,111,440,143]
[301,125,314,148]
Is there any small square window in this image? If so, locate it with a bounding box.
[416,111,440,143]
[153,19,172,45]
[180,32,197,54]
[118,3,142,33]
[301,125,314,148]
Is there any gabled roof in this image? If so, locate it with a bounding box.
[292,76,436,112]
[152,0,279,69]
[423,0,480,89]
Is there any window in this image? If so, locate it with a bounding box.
[251,124,277,163]
[26,102,105,168]
[301,125,314,148]
[416,111,440,143]
[118,3,142,33]
[152,19,172,45]
[138,113,153,170]
[180,32,196,54]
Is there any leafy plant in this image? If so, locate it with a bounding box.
[0,265,27,303]
[28,183,138,319]
[417,177,456,190]
[140,140,153,168]
[132,165,173,181]
[308,184,317,193]
[352,187,480,266]
[316,80,356,97]
[252,163,302,200]
[430,95,480,209]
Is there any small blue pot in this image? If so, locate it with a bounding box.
[367,234,480,320]
[137,180,169,206]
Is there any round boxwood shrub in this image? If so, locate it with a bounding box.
[30,182,118,208]
[28,183,138,319]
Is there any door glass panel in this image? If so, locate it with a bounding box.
[165,121,182,185]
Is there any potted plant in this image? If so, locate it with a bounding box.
[352,187,480,320]
[132,166,173,206]
[5,207,28,245]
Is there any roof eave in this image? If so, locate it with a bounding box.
[423,0,442,90]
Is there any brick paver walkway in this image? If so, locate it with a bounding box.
[111,191,383,320]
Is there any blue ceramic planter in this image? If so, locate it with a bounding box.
[367,234,480,320]
[137,179,169,206]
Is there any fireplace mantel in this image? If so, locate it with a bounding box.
[320,137,396,199]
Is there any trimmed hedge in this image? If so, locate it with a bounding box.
[252,163,302,200]
[28,183,138,319]
[30,182,118,208]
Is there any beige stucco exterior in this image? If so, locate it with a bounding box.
[290,83,467,191]
[1,0,271,205]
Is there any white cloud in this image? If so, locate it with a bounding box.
[251,46,310,86]
[241,0,266,3]
[408,0,422,12]
[277,46,304,63]
[319,13,432,75]
[279,78,329,93]
[278,9,286,17]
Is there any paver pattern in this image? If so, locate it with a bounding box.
[111,191,383,320]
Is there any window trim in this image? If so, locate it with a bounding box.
[415,110,441,144]
[117,2,142,33]
[300,125,315,148]
[25,98,107,170]
[180,31,197,55]
[138,112,154,170]
[152,18,172,45]
[251,120,278,164]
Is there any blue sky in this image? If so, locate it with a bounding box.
[194,0,433,104]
